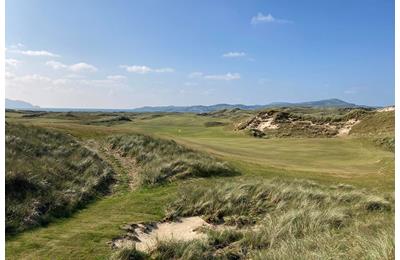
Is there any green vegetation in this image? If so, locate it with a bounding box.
[5,107,394,259]
[351,111,395,136]
[117,179,393,259]
[6,123,114,235]
[107,134,236,186]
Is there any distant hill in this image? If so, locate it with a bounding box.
[131,99,362,113]
[5,98,365,112]
[5,99,40,110]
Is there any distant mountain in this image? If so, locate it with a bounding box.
[5,99,40,110]
[131,104,263,113]
[131,99,362,113]
[5,98,364,112]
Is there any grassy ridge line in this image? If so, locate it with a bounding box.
[107,134,237,186]
[6,123,115,235]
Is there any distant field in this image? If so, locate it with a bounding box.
[5,109,394,259]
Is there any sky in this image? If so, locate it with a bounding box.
[5,0,394,108]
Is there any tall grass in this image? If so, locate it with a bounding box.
[6,123,114,234]
[107,135,237,186]
[115,179,393,259]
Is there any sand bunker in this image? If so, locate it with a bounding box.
[110,217,210,252]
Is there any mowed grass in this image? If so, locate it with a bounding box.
[5,111,394,259]
[6,185,177,259]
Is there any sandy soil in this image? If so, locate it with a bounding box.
[257,118,278,131]
[337,119,360,136]
[377,106,395,112]
[110,216,211,252]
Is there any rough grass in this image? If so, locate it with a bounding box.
[351,111,394,136]
[5,123,114,235]
[373,137,395,152]
[107,134,237,186]
[114,179,393,259]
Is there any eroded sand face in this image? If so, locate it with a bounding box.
[337,119,360,137]
[110,217,210,252]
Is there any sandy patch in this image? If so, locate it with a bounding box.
[337,119,360,137]
[110,217,211,252]
[257,118,278,131]
[376,106,395,112]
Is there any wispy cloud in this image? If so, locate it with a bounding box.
[18,50,60,57]
[7,43,60,57]
[222,52,246,58]
[251,13,292,24]
[69,63,98,72]
[120,65,174,74]
[46,60,98,72]
[189,72,241,81]
[204,73,241,81]
[5,58,20,68]
[106,75,126,80]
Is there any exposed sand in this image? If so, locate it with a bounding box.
[110,217,211,252]
[256,118,278,131]
[337,119,360,137]
[377,106,395,112]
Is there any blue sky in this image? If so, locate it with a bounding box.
[5,0,394,108]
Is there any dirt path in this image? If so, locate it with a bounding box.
[83,139,139,191]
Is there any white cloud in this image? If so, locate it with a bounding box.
[107,75,126,80]
[204,73,241,81]
[10,74,53,83]
[5,71,16,80]
[251,13,291,24]
[120,65,174,74]
[17,50,60,57]
[46,60,98,72]
[188,72,241,81]
[5,58,20,68]
[69,62,98,72]
[7,43,60,57]
[222,52,246,58]
[46,60,67,70]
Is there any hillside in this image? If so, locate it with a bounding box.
[5,123,114,234]
[234,107,394,139]
[131,98,363,113]
[5,99,40,110]
[6,98,368,113]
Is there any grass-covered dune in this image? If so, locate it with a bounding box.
[107,134,237,186]
[351,111,394,136]
[6,123,114,234]
[117,179,393,259]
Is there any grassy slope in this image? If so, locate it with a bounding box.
[5,111,394,259]
[6,123,114,235]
